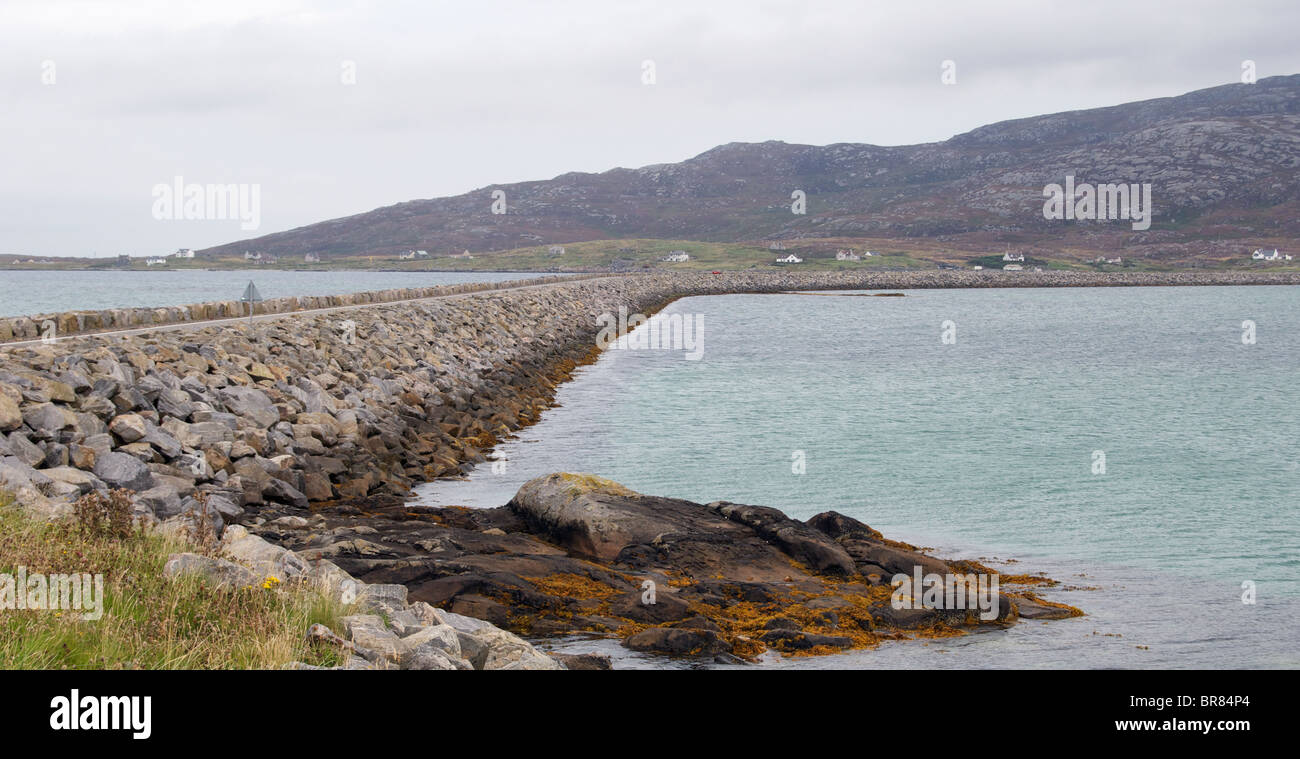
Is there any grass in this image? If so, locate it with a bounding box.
[0,490,353,669]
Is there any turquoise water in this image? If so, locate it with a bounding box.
[414,286,1300,668]
[0,270,556,317]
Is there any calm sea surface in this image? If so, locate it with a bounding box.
[413,286,1300,669]
[0,269,556,317]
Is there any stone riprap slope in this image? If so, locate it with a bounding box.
[1,269,1297,535]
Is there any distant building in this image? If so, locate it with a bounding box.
[1253,248,1283,261]
[304,252,321,263]
[661,251,690,262]
[172,248,194,259]
[863,250,875,256]
[450,249,474,259]
[548,245,566,256]
[116,254,131,267]
[776,254,803,264]
[399,250,416,260]
[145,256,167,266]
[244,251,261,261]
[972,265,984,270]
[1003,263,1023,271]
[835,249,860,261]
[1002,251,1025,262]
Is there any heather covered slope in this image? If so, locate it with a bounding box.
[200,75,1300,266]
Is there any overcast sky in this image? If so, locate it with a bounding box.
[2,0,1298,257]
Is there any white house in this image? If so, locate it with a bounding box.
[1002,251,1025,262]
[835,249,860,261]
[172,248,194,259]
[661,251,690,262]
[548,245,565,256]
[1003,263,1023,271]
[145,256,167,266]
[1251,248,1283,260]
[304,252,321,263]
[863,250,875,257]
[776,254,803,264]
[244,251,261,261]
[972,265,984,270]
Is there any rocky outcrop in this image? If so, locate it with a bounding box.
[259,473,1082,662]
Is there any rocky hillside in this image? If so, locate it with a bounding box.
[201,76,1300,264]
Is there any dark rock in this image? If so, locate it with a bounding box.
[624,627,731,657]
[550,652,613,670]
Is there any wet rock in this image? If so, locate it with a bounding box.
[710,501,855,575]
[758,629,852,651]
[550,652,613,670]
[624,627,732,657]
[609,589,690,623]
[1012,595,1078,620]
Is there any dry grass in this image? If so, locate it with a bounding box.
[0,490,352,669]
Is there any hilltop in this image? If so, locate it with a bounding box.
[186,75,1300,270]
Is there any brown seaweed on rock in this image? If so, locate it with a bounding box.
[260,473,1083,662]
